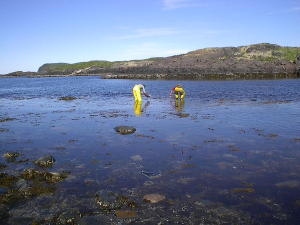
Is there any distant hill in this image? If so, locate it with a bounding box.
[5,43,300,79]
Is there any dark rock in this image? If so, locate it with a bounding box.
[0,204,9,220]
[58,96,77,101]
[0,163,7,170]
[0,117,16,123]
[296,55,300,76]
[114,126,136,135]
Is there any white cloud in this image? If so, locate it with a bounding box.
[290,6,300,11]
[113,27,180,40]
[162,0,203,10]
[267,5,300,15]
[118,42,188,60]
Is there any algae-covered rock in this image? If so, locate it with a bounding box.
[45,171,68,183]
[55,210,79,225]
[0,172,18,188]
[115,210,137,218]
[95,190,137,212]
[3,152,20,162]
[114,126,136,135]
[34,155,55,168]
[21,168,67,183]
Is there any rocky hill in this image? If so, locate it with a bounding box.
[5,43,300,79]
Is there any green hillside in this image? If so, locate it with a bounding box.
[38,61,113,74]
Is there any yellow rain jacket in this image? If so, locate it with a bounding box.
[173,86,185,99]
[133,84,146,102]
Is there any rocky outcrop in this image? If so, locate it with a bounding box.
[2,71,38,77]
[296,55,300,76]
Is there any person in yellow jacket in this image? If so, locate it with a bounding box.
[170,84,185,100]
[132,84,150,102]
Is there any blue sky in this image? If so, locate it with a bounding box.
[1,0,299,74]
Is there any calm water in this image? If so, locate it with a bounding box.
[1,76,300,224]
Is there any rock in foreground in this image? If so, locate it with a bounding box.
[114,126,136,135]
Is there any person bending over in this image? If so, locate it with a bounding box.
[170,84,185,100]
[132,84,150,102]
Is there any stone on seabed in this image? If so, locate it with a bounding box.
[143,193,166,203]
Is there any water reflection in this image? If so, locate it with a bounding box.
[170,98,189,118]
[174,99,185,112]
[133,101,150,116]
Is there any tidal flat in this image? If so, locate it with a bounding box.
[0,76,300,224]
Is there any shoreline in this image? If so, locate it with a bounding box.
[1,72,299,80]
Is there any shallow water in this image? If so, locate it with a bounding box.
[0,76,300,224]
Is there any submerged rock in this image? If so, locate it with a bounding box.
[55,210,79,225]
[0,172,18,187]
[0,117,16,123]
[275,180,300,188]
[143,193,166,203]
[114,126,136,135]
[141,170,162,179]
[34,155,55,168]
[3,152,20,162]
[0,204,9,220]
[58,96,77,101]
[131,154,143,161]
[115,210,137,218]
[232,187,255,194]
[45,172,68,183]
[0,163,7,170]
[95,190,137,212]
[14,178,29,192]
[177,113,190,118]
[21,168,68,183]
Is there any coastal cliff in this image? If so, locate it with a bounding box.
[4,43,300,79]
